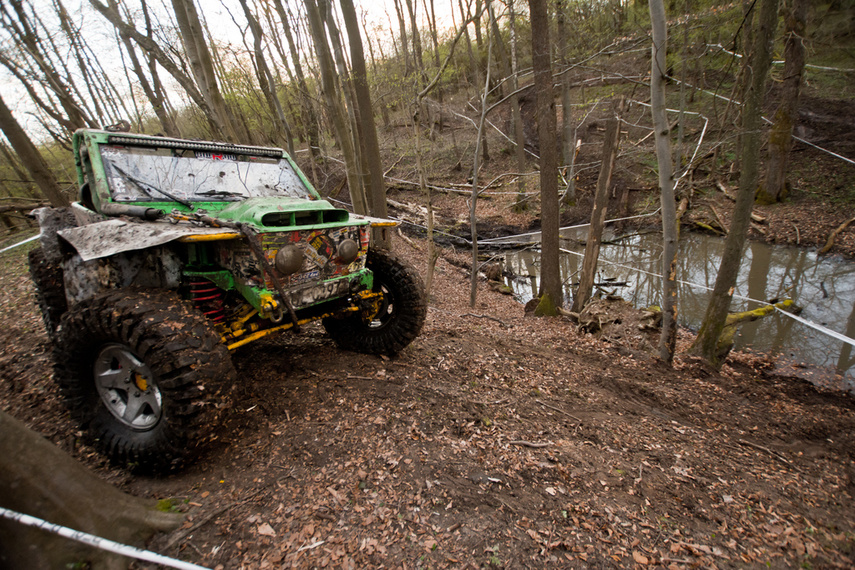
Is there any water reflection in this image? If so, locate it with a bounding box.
[504,233,855,391]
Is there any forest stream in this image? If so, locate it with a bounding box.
[503,230,855,393]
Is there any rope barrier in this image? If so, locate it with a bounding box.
[0,507,210,570]
[0,234,38,254]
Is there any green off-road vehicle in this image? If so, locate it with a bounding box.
[29,129,426,472]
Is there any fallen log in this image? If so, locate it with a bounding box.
[716,299,798,361]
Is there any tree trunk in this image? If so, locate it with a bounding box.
[470,26,493,308]
[649,0,679,364]
[303,0,368,215]
[393,0,413,75]
[689,0,780,366]
[238,0,296,156]
[340,0,391,249]
[507,0,529,211]
[170,0,244,141]
[758,0,806,204]
[404,0,424,77]
[0,93,69,208]
[572,99,623,314]
[529,0,562,313]
[273,0,321,161]
[88,0,227,140]
[0,411,181,569]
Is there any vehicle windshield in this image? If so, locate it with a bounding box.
[99,144,314,203]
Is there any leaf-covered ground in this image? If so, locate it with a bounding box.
[1,231,854,569]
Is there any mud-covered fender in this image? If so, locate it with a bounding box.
[62,247,183,306]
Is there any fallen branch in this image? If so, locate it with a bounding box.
[819,215,855,254]
[461,313,511,328]
[396,227,419,249]
[737,438,792,466]
[709,204,728,234]
[536,399,583,423]
[509,440,551,448]
[715,179,736,201]
[383,154,406,177]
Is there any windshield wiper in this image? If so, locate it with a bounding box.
[196,190,246,199]
[111,164,194,209]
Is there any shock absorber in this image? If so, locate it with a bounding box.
[190,280,225,322]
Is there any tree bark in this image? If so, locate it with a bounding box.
[0,411,181,569]
[758,0,806,203]
[0,93,69,208]
[571,99,622,314]
[529,0,562,312]
[690,0,780,366]
[649,0,679,364]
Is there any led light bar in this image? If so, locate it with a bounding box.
[107,135,283,158]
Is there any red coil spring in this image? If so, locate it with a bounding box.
[190,280,225,322]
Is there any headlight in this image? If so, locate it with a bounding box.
[275,245,304,274]
[337,239,359,264]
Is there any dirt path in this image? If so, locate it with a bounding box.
[1,236,853,569]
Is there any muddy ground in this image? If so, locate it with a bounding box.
[2,222,854,568]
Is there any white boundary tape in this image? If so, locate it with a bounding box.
[0,507,210,570]
[0,234,39,254]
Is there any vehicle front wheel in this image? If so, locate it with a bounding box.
[53,290,235,472]
[323,249,427,356]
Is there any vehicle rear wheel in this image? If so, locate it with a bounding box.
[28,246,67,340]
[323,249,426,356]
[53,289,235,472]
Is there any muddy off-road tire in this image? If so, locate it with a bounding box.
[53,290,235,472]
[323,249,426,356]
[28,246,67,340]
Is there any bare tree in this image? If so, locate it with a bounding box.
[238,0,295,156]
[690,0,780,366]
[649,0,678,364]
[0,93,70,208]
[404,0,424,77]
[393,0,413,75]
[339,0,390,248]
[488,1,526,210]
[272,0,321,161]
[170,0,246,141]
[529,0,562,313]
[571,100,622,314]
[89,0,234,140]
[304,0,368,214]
